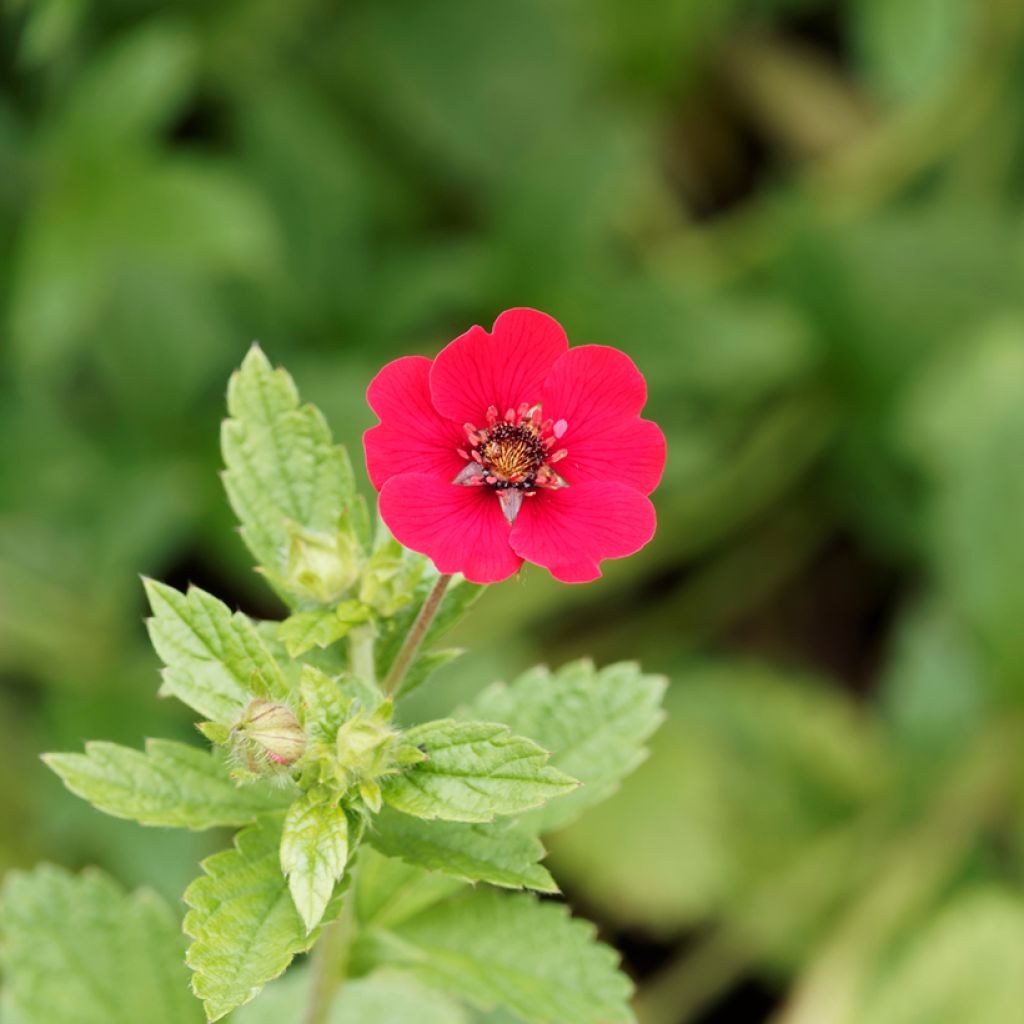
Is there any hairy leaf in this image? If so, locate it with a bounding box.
[279,601,369,658]
[368,806,556,892]
[353,889,634,1024]
[280,793,349,933]
[144,578,288,723]
[221,345,363,597]
[43,738,291,829]
[381,720,576,823]
[234,967,469,1024]
[184,815,339,1021]
[355,847,464,931]
[466,659,666,832]
[0,866,200,1024]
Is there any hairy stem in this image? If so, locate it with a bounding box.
[381,573,452,697]
[303,882,356,1024]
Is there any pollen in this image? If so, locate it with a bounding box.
[453,403,569,523]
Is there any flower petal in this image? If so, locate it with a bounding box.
[364,356,467,491]
[510,482,656,583]
[541,344,663,495]
[557,417,666,495]
[430,308,568,426]
[379,472,523,584]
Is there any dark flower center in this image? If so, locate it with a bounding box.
[479,423,546,488]
[453,403,569,524]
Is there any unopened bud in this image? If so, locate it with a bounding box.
[359,539,424,617]
[239,699,306,765]
[286,522,360,604]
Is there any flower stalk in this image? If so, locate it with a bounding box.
[381,573,452,697]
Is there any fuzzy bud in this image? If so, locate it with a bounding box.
[239,699,307,765]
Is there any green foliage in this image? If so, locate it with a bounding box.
[852,889,1024,1024]
[23,349,648,1024]
[368,807,557,892]
[183,815,337,1021]
[280,792,350,933]
[221,345,365,605]
[144,579,288,724]
[43,739,291,829]
[234,968,470,1024]
[466,660,667,833]
[9,0,1024,1020]
[353,889,635,1024]
[0,866,201,1024]
[381,720,577,823]
[280,601,371,658]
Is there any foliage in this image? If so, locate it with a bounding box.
[1,354,654,1022]
[5,0,1024,1021]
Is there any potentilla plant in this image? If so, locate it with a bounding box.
[4,309,667,1024]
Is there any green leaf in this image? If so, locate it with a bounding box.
[354,847,464,931]
[280,792,349,933]
[221,345,363,601]
[855,889,1024,1024]
[353,890,634,1024]
[234,967,470,1024]
[43,738,292,829]
[465,659,666,832]
[144,578,288,724]
[549,661,888,942]
[184,815,338,1021]
[377,575,482,698]
[279,601,370,658]
[0,866,201,1024]
[368,806,557,892]
[381,720,577,823]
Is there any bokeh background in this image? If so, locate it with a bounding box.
[4,1,1024,1021]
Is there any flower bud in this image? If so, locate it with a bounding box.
[285,522,361,604]
[358,539,424,617]
[239,699,307,765]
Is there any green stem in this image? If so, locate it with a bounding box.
[302,881,356,1024]
[381,574,452,697]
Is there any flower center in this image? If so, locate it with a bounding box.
[453,403,568,524]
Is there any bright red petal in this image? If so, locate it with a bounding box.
[379,472,523,584]
[510,482,656,583]
[364,356,466,492]
[558,418,666,494]
[430,308,568,426]
[541,344,664,495]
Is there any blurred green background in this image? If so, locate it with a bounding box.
[5,0,1024,1021]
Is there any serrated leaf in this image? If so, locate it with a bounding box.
[368,806,557,892]
[465,659,666,832]
[352,890,634,1024]
[381,720,577,823]
[280,792,349,933]
[234,967,470,1024]
[377,575,482,698]
[0,866,201,1024]
[184,815,339,1021]
[144,578,288,723]
[355,847,464,931]
[221,345,362,597]
[279,601,369,658]
[43,738,292,829]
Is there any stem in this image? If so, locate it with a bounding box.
[381,574,452,697]
[303,883,356,1024]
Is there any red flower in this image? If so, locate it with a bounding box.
[363,308,665,584]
